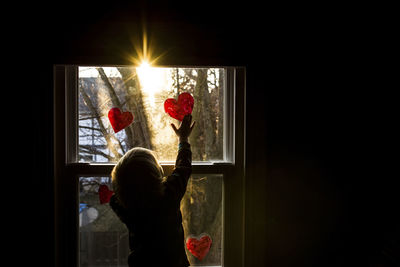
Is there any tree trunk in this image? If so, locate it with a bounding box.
[175,68,180,98]
[216,69,224,158]
[117,67,153,149]
[190,70,205,160]
[199,69,217,159]
[182,175,222,264]
[97,68,136,148]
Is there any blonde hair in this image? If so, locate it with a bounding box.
[111,147,164,209]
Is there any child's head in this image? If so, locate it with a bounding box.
[111,147,164,209]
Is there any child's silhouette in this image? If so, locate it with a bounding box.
[110,115,195,267]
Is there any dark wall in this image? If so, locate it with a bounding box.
[12,2,397,267]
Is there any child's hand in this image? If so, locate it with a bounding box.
[171,115,196,143]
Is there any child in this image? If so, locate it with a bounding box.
[110,115,195,267]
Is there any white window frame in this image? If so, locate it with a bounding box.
[54,65,246,267]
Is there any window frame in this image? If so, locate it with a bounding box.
[54,65,246,267]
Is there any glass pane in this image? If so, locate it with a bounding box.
[79,174,223,267]
[181,174,223,266]
[78,66,225,163]
[79,177,129,267]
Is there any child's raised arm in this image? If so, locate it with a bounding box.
[165,115,195,203]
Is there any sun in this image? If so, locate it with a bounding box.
[136,61,166,106]
[139,60,151,69]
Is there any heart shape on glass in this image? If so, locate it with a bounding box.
[186,234,212,261]
[98,184,114,204]
[164,92,194,121]
[108,107,134,133]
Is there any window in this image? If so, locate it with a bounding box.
[54,65,245,267]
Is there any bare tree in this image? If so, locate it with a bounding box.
[117,67,152,149]
[78,67,153,161]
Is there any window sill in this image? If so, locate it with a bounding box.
[66,161,234,175]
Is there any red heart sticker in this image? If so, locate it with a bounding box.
[186,234,212,261]
[164,92,194,121]
[108,107,134,133]
[98,184,114,204]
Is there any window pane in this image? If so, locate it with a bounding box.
[181,174,223,266]
[79,174,223,267]
[78,67,225,163]
[79,177,129,267]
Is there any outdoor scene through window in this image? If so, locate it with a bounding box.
[78,66,225,162]
[79,175,222,267]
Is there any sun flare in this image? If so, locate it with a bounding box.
[136,61,166,106]
[139,60,151,69]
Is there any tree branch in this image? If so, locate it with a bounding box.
[78,125,103,132]
[117,67,152,149]
[79,85,123,159]
[79,145,115,161]
[98,67,135,150]
[96,68,122,108]
[183,68,197,80]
